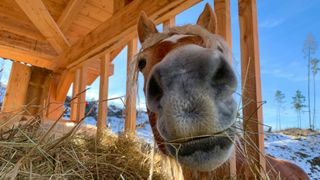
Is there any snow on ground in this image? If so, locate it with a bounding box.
[265,133,320,179]
[84,108,320,179]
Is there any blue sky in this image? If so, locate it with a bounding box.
[1,0,320,130]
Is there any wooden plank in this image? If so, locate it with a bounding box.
[0,45,55,70]
[125,38,138,133]
[97,53,110,141]
[57,0,87,33]
[70,69,80,121]
[79,2,112,22]
[0,30,57,57]
[238,0,266,178]
[76,65,87,121]
[1,62,31,113]
[15,0,70,53]
[55,0,201,70]
[0,12,45,41]
[214,0,236,177]
[214,0,232,48]
[88,0,113,14]
[163,17,175,31]
[113,0,132,13]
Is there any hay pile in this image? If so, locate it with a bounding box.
[0,116,164,179]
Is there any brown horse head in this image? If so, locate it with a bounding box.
[135,4,237,171]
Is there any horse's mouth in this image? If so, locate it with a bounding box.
[167,133,234,157]
[165,128,235,171]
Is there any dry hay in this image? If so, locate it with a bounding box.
[0,115,164,180]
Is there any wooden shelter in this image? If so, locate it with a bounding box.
[0,0,265,178]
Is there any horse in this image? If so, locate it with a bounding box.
[133,4,309,180]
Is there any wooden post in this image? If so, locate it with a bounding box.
[125,38,138,133]
[25,67,51,116]
[97,54,110,140]
[1,62,31,113]
[70,69,80,121]
[163,17,175,31]
[76,65,87,121]
[214,0,236,178]
[214,0,232,49]
[238,0,266,178]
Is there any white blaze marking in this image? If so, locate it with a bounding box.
[162,34,193,43]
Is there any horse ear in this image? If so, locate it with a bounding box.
[138,11,158,44]
[197,3,218,34]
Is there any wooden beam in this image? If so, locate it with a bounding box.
[1,62,31,113]
[87,63,114,85]
[55,0,201,70]
[70,70,80,121]
[56,70,74,101]
[97,54,110,141]
[113,0,132,13]
[75,65,87,121]
[57,0,87,33]
[46,79,65,120]
[15,0,70,53]
[214,0,232,49]
[25,67,51,116]
[125,38,138,133]
[0,44,55,70]
[163,17,176,31]
[238,0,266,178]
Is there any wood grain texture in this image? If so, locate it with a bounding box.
[75,65,87,121]
[15,0,70,53]
[57,0,87,33]
[214,0,232,49]
[70,69,80,121]
[97,53,110,141]
[125,38,138,133]
[1,62,31,113]
[55,0,201,70]
[238,0,266,178]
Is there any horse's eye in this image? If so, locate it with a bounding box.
[138,58,146,70]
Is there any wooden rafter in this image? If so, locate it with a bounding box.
[57,0,87,33]
[55,0,201,71]
[15,0,70,53]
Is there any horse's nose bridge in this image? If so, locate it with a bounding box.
[146,44,232,112]
[157,45,221,89]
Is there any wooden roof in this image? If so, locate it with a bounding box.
[0,0,201,75]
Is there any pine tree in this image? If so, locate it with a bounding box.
[303,33,318,129]
[275,90,285,130]
[292,90,306,129]
[311,58,320,130]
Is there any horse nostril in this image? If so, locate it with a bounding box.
[147,74,163,111]
[212,63,228,84]
[211,59,237,92]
